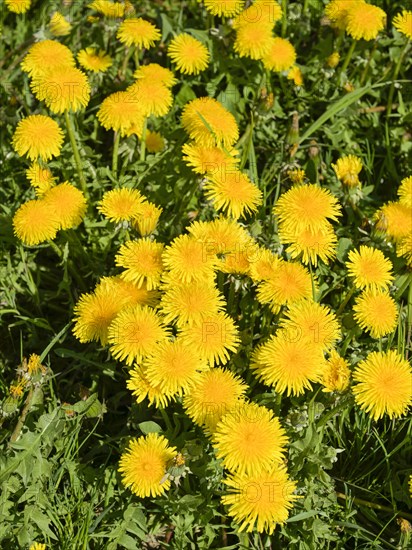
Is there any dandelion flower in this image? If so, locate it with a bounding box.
[234,22,274,60]
[119,433,177,497]
[327,52,340,68]
[353,290,398,338]
[346,246,393,290]
[281,224,338,266]
[21,40,74,78]
[375,202,412,242]
[287,169,306,184]
[117,18,160,49]
[180,311,240,366]
[274,184,341,234]
[202,0,245,17]
[234,0,282,28]
[249,248,280,282]
[5,0,31,13]
[398,176,412,208]
[251,332,326,396]
[325,0,363,30]
[134,63,177,87]
[26,163,56,195]
[188,217,251,256]
[145,131,165,153]
[352,350,412,420]
[281,300,341,351]
[219,237,260,276]
[127,366,170,408]
[77,48,113,72]
[12,115,64,161]
[96,276,159,308]
[204,171,262,219]
[222,465,298,534]
[144,339,208,398]
[181,97,239,148]
[97,91,145,136]
[127,80,173,117]
[322,350,351,392]
[98,188,145,223]
[160,279,225,328]
[31,66,91,114]
[262,37,297,72]
[332,155,363,187]
[13,200,60,246]
[29,544,46,550]
[162,234,217,284]
[168,34,210,75]
[115,239,164,290]
[256,260,313,311]
[287,65,303,86]
[397,233,412,266]
[393,10,412,39]
[131,201,162,236]
[213,402,288,474]
[346,3,386,41]
[49,12,72,36]
[88,0,125,17]
[43,182,87,230]
[183,368,247,432]
[108,305,169,365]
[182,142,240,175]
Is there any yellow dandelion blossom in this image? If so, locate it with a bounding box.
[26,354,45,376]
[145,131,165,153]
[127,80,173,117]
[397,233,412,266]
[72,285,125,345]
[234,22,274,60]
[159,279,225,328]
[222,464,298,534]
[181,97,239,148]
[21,40,74,78]
[43,182,87,230]
[162,234,217,284]
[97,91,145,136]
[96,276,159,308]
[262,37,297,72]
[281,300,341,351]
[273,184,341,234]
[10,380,27,398]
[124,120,145,138]
[115,239,164,290]
[234,0,282,28]
[202,0,245,17]
[287,65,303,86]
[249,247,280,283]
[375,202,412,242]
[322,350,351,392]
[13,200,60,246]
[251,332,326,396]
[119,433,177,497]
[168,34,210,75]
[219,237,260,276]
[144,339,208,398]
[49,12,72,36]
[398,176,412,208]
[281,223,338,266]
[287,169,306,184]
[182,142,239,175]
[352,350,412,420]
[353,290,398,338]
[127,366,170,408]
[393,10,412,39]
[31,66,90,114]
[204,170,262,219]
[346,2,386,41]
[346,246,393,290]
[98,188,145,223]
[5,0,31,13]
[88,0,125,18]
[77,48,113,73]
[134,63,177,88]
[326,51,340,68]
[12,115,64,161]
[325,0,363,30]
[213,402,288,474]
[117,17,160,49]
[183,367,247,432]
[131,201,162,236]
[332,155,363,187]
[188,217,252,256]
[26,162,56,195]
[256,260,313,311]
[29,543,46,550]
[108,305,169,365]
[180,311,240,366]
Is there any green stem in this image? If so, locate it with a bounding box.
[140,118,147,162]
[159,407,173,434]
[387,39,410,116]
[281,0,288,37]
[339,39,357,78]
[336,286,356,316]
[238,532,250,548]
[336,492,412,522]
[112,131,120,179]
[64,110,88,197]
[360,40,378,85]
